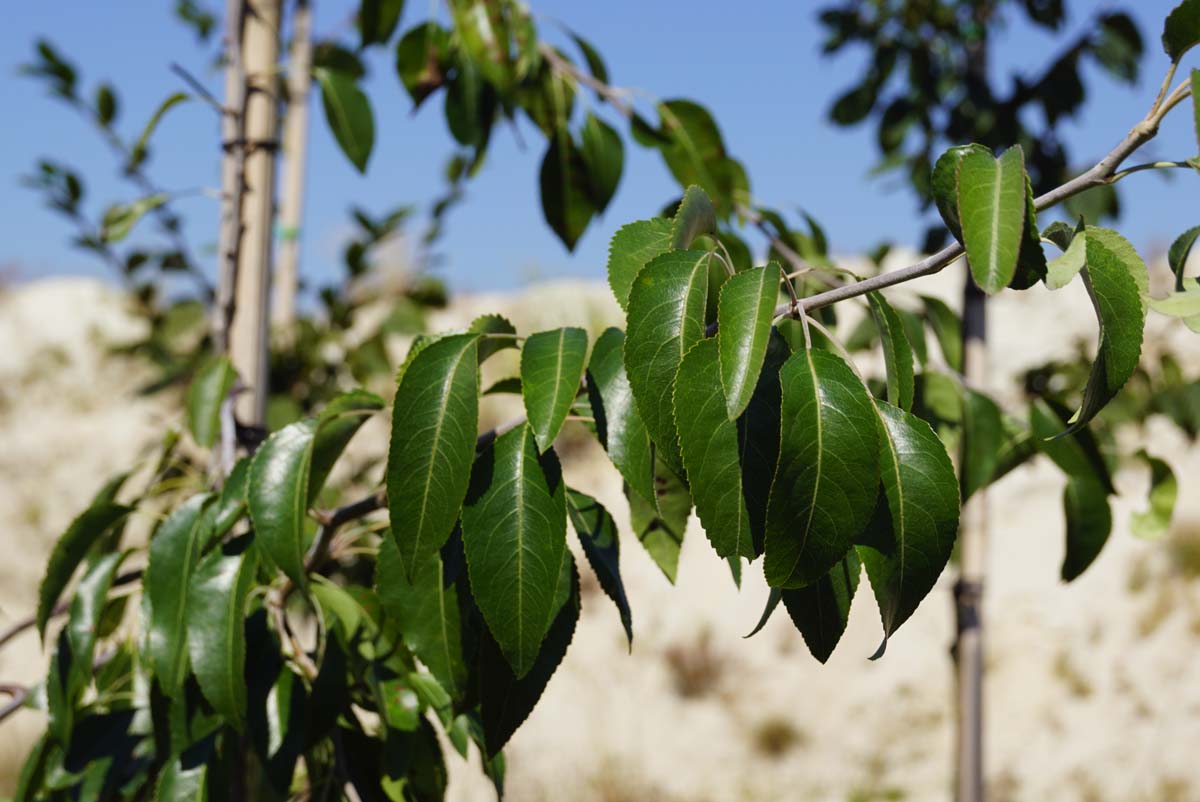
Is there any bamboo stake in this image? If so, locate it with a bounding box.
[272,0,313,330]
[230,0,282,427]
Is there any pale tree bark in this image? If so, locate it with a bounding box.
[272,0,313,330]
[230,0,282,427]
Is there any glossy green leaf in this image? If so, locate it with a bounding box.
[567,489,632,646]
[309,390,383,504]
[37,500,131,640]
[738,329,790,556]
[765,348,880,588]
[540,131,595,251]
[462,425,568,677]
[394,21,450,108]
[147,494,213,695]
[671,185,717,249]
[1061,476,1112,581]
[606,218,673,311]
[857,402,960,643]
[1130,451,1177,541]
[156,755,208,801]
[931,144,989,239]
[65,550,127,702]
[128,92,189,168]
[1030,398,1115,494]
[316,67,375,172]
[521,327,588,453]
[470,312,518,363]
[867,292,914,411]
[781,551,860,663]
[654,99,739,212]
[1046,221,1088,289]
[1064,233,1146,434]
[626,457,690,583]
[1169,225,1200,291]
[248,420,317,589]
[956,146,1027,293]
[718,263,781,419]
[921,295,963,372]
[961,388,1004,500]
[586,328,654,505]
[479,555,578,756]
[580,112,623,212]
[387,333,479,579]
[1163,0,1200,61]
[376,533,467,697]
[187,538,257,729]
[186,355,236,448]
[213,456,249,539]
[674,338,755,560]
[1009,172,1048,290]
[624,249,711,475]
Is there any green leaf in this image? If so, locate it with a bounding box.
[867,292,914,411]
[521,327,588,452]
[671,185,717,249]
[931,144,989,239]
[1130,451,1177,541]
[187,538,257,729]
[567,489,633,646]
[624,249,711,475]
[1030,398,1115,494]
[1163,0,1200,61]
[586,328,655,505]
[65,550,127,703]
[449,0,514,89]
[156,755,208,801]
[309,390,383,504]
[213,456,250,539]
[541,130,595,251]
[626,457,690,583]
[1010,172,1048,290]
[1061,476,1112,581]
[1169,225,1200,291]
[100,194,168,243]
[1064,233,1146,434]
[376,533,467,697]
[1046,221,1088,290]
[128,92,189,169]
[718,263,781,419]
[921,295,963,372]
[462,425,568,677]
[606,218,673,311]
[316,67,375,172]
[147,494,213,695]
[961,388,1004,500]
[469,313,518,363]
[566,28,608,84]
[248,420,318,589]
[186,355,236,448]
[857,402,960,643]
[781,551,860,663]
[479,555,579,756]
[956,146,1027,293]
[654,100,737,213]
[765,348,880,588]
[95,83,117,125]
[738,329,790,556]
[360,0,405,46]
[387,333,480,580]
[674,338,755,560]
[37,500,131,640]
[394,22,450,107]
[580,112,624,213]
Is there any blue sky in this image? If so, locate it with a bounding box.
[0,1,1195,295]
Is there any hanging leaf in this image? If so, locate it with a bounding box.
[781,551,861,663]
[376,533,467,697]
[478,555,578,756]
[316,67,375,172]
[309,390,384,504]
[920,295,963,372]
[674,338,755,560]
[521,327,588,453]
[1009,172,1048,290]
[186,355,236,449]
[187,537,257,729]
[738,329,790,556]
[718,263,781,419]
[1169,225,1200,291]
[127,92,190,169]
[857,402,960,645]
[394,21,451,107]
[65,550,127,704]
[626,457,690,583]
[360,0,405,47]
[606,218,673,311]
[100,194,168,243]
[387,333,479,580]
[1061,476,1112,581]
[248,420,318,589]
[671,185,717,249]
[931,143,989,239]
[956,146,1027,293]
[961,388,1005,500]
[1063,233,1146,434]
[1046,221,1088,290]
[867,292,914,411]
[580,112,624,212]
[624,249,711,475]
[567,489,633,646]
[587,328,655,505]
[156,756,208,801]
[1162,0,1200,62]
[1130,451,1177,541]
[764,348,880,588]
[37,499,131,641]
[462,425,568,677]
[1030,398,1115,494]
[147,494,213,695]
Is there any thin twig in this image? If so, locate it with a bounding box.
[540,43,633,117]
[170,63,233,116]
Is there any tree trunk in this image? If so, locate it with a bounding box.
[272,0,313,331]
